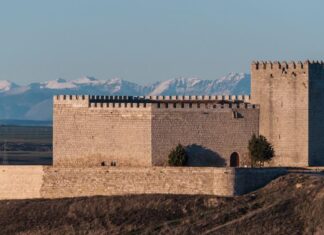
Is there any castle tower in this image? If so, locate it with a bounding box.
[251,61,324,166]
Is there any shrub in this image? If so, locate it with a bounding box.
[168,144,187,166]
[248,134,274,167]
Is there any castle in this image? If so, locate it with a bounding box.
[53,61,324,168]
[1,60,322,200]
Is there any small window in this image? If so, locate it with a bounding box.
[233,111,244,119]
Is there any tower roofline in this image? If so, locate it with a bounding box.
[251,60,324,70]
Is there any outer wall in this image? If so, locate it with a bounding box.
[151,105,259,166]
[53,100,152,167]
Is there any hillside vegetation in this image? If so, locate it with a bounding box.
[0,173,323,235]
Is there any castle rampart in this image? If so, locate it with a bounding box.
[0,166,287,200]
[251,60,324,166]
[3,59,323,202]
[53,97,153,167]
[53,95,259,167]
[53,60,324,168]
[54,94,251,103]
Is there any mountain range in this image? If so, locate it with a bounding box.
[0,73,250,121]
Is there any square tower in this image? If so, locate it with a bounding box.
[251,61,324,166]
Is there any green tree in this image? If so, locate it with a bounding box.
[168,144,187,166]
[248,134,274,167]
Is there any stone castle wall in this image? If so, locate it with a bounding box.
[251,61,309,166]
[0,166,44,199]
[151,104,259,166]
[53,95,259,167]
[309,63,324,166]
[53,96,152,167]
[251,61,324,166]
[40,167,235,197]
[0,166,287,200]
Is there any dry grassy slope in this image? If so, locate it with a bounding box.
[0,173,323,235]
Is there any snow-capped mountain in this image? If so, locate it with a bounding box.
[0,80,19,93]
[0,73,250,121]
[148,73,249,95]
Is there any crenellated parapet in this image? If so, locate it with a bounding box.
[53,94,254,109]
[150,102,258,110]
[54,94,90,100]
[53,95,90,107]
[252,60,324,69]
[251,60,324,78]
[61,99,258,110]
[89,102,151,108]
[88,94,251,103]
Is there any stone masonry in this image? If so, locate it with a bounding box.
[53,60,324,168]
[53,95,259,167]
[0,166,287,199]
[251,61,324,166]
[2,60,322,201]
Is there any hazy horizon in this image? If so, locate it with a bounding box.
[1,72,250,86]
[1,0,323,85]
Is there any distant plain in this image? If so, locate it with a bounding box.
[0,125,52,165]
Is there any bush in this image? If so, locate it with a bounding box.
[248,134,274,167]
[168,144,187,166]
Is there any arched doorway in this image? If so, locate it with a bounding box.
[230,152,239,167]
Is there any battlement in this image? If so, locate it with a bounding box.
[87,102,259,110]
[53,94,258,110]
[54,94,251,104]
[151,102,259,110]
[53,95,90,107]
[251,60,324,71]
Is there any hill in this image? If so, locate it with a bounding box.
[0,173,323,234]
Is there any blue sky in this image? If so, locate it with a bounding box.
[0,0,323,84]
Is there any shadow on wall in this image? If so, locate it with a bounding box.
[185,144,226,167]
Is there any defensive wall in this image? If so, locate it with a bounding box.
[53,95,153,167]
[3,60,324,201]
[0,166,287,200]
[251,61,324,166]
[53,95,259,167]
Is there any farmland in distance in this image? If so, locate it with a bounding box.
[0,125,52,165]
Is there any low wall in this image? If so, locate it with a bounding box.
[0,166,287,200]
[234,168,287,195]
[41,167,235,198]
[0,166,44,199]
